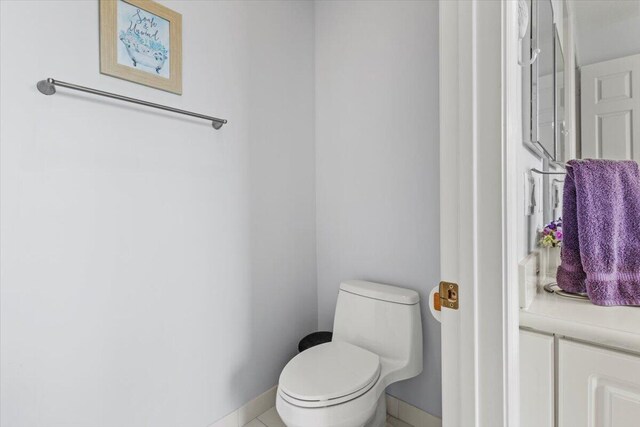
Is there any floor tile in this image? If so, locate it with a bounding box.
[386,414,413,427]
[257,407,286,427]
[208,410,238,427]
[244,419,266,427]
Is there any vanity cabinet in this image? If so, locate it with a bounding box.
[520,330,554,427]
[559,339,640,427]
[521,329,640,427]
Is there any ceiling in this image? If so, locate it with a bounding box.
[571,0,640,66]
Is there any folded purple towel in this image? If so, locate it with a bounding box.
[557,159,640,306]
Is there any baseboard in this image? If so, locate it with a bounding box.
[209,386,442,427]
[385,394,442,427]
[209,386,278,427]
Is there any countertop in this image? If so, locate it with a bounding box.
[520,288,640,354]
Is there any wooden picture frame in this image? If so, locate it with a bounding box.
[100,0,182,94]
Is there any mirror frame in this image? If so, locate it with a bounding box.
[553,23,565,164]
[524,0,559,161]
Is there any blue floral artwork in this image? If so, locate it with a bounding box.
[116,0,170,78]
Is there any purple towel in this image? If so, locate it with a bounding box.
[557,159,640,306]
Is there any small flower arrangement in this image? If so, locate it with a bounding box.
[539,219,563,248]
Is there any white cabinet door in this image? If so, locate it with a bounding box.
[581,54,640,161]
[559,339,640,427]
[520,330,555,427]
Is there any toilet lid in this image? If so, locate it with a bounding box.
[278,341,380,402]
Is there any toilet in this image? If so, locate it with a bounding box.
[276,280,422,427]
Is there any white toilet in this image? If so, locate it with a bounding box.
[276,280,422,427]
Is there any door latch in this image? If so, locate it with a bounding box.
[437,281,459,310]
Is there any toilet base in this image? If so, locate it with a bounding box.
[363,394,386,427]
[276,386,388,427]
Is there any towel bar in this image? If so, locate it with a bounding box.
[37,78,227,130]
[531,168,566,175]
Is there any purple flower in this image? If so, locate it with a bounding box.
[539,218,564,247]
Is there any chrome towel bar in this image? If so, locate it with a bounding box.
[36,78,227,130]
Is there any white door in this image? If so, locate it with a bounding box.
[439,1,519,426]
[581,54,640,161]
[559,339,640,427]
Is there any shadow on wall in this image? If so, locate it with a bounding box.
[314,0,442,418]
[227,1,317,415]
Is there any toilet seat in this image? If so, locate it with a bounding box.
[278,341,381,408]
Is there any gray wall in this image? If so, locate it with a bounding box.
[0,1,317,426]
[1,0,443,424]
[315,0,442,417]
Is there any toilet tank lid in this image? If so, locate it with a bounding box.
[340,280,420,305]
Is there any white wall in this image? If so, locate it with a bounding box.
[518,152,545,259]
[572,0,640,67]
[315,1,442,417]
[0,1,317,426]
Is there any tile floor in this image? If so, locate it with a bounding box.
[242,407,283,427]
[385,414,414,427]
[243,406,415,427]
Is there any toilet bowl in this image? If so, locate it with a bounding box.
[276,280,423,427]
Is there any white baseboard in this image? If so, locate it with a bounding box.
[209,386,277,427]
[386,394,442,427]
[209,386,442,427]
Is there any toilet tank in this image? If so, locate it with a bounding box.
[332,280,422,381]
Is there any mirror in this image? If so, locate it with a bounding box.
[533,0,555,159]
[524,0,562,161]
[540,0,640,222]
[554,25,565,163]
[573,1,640,162]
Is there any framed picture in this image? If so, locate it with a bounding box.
[100,0,182,94]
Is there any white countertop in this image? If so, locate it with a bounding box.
[520,288,640,354]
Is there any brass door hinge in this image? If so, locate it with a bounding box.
[438,281,459,310]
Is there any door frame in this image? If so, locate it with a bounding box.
[439,1,520,426]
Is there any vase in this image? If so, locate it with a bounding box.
[540,246,561,284]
